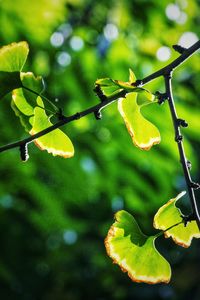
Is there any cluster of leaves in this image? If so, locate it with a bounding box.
[0,42,74,157]
[105,192,200,284]
[0,41,199,285]
[1,42,162,158]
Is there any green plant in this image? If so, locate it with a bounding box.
[0,40,199,284]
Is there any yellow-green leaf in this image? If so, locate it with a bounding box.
[105,210,171,284]
[129,68,136,83]
[30,97,74,158]
[118,92,160,150]
[0,41,29,72]
[153,192,200,247]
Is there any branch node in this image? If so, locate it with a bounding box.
[177,118,188,128]
[94,110,102,120]
[190,181,200,190]
[181,213,195,226]
[75,112,81,120]
[57,108,65,120]
[93,85,107,102]
[173,44,187,54]
[187,160,192,170]
[155,91,168,105]
[133,79,143,87]
[175,134,183,143]
[20,143,29,162]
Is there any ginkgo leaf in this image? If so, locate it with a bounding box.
[105,210,171,284]
[118,92,160,150]
[95,78,116,87]
[30,97,74,158]
[129,68,136,83]
[0,41,29,72]
[153,192,200,247]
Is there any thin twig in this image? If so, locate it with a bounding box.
[0,40,200,228]
[164,72,200,230]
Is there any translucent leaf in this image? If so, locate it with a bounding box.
[105,210,171,284]
[95,78,116,87]
[11,98,33,132]
[118,92,160,150]
[154,192,200,247]
[0,41,29,72]
[30,97,74,158]
[0,71,22,98]
[21,72,44,105]
[129,68,136,83]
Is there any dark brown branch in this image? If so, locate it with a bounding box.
[164,72,200,230]
[0,40,200,229]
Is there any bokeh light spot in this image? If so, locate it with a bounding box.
[178,32,199,48]
[103,23,118,41]
[57,51,71,67]
[70,36,84,51]
[50,32,64,47]
[165,4,181,21]
[63,230,77,245]
[156,46,171,61]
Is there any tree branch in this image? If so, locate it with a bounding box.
[164,72,200,230]
[0,40,200,229]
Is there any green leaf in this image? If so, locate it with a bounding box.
[105,210,171,284]
[30,97,74,158]
[154,192,200,247]
[129,68,136,83]
[95,78,116,87]
[0,41,29,72]
[0,71,22,98]
[118,92,160,150]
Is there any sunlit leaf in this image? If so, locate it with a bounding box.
[95,78,116,87]
[30,97,74,158]
[0,41,29,72]
[153,192,200,247]
[129,68,136,83]
[118,92,160,150]
[105,210,171,284]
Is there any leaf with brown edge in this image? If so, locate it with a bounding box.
[118,92,160,150]
[153,191,200,248]
[105,210,171,284]
[0,41,29,72]
[30,97,74,158]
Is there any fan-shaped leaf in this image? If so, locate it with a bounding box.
[30,97,74,158]
[0,41,29,72]
[118,92,160,150]
[153,192,200,247]
[105,210,171,284]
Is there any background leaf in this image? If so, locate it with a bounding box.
[0,71,22,98]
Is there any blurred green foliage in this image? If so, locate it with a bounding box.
[0,0,199,299]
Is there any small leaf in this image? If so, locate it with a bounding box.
[129,68,136,83]
[95,78,116,87]
[0,41,29,72]
[118,92,160,150]
[0,71,22,98]
[153,192,200,247]
[105,210,171,284]
[30,97,74,158]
